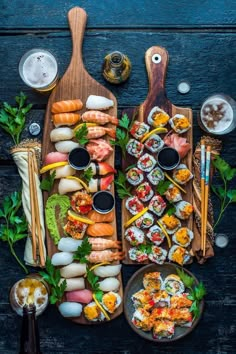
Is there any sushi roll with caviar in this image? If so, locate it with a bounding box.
[137,153,156,172]
[168,245,191,265]
[152,290,170,307]
[126,138,144,158]
[125,226,145,246]
[147,167,164,186]
[136,182,154,202]
[144,134,164,153]
[132,308,154,331]
[170,293,192,309]
[172,227,194,247]
[101,292,122,314]
[146,225,165,246]
[143,272,163,292]
[169,114,191,134]
[153,320,175,339]
[147,106,170,128]
[158,214,181,234]
[131,289,155,311]
[135,212,154,229]
[129,247,148,263]
[149,195,166,216]
[171,308,193,327]
[130,121,150,140]
[173,164,193,185]
[83,302,105,322]
[125,196,144,215]
[175,201,194,220]
[148,246,167,265]
[150,307,172,321]
[164,183,182,202]
[126,167,144,186]
[163,274,185,296]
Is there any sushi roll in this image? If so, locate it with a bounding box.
[131,308,154,331]
[64,216,88,239]
[137,153,156,172]
[171,308,193,327]
[83,302,105,322]
[135,212,154,229]
[101,292,122,314]
[126,138,144,158]
[146,225,165,245]
[148,246,167,265]
[168,245,191,265]
[150,307,172,321]
[125,196,144,215]
[158,214,181,234]
[149,195,166,216]
[126,167,144,186]
[152,290,170,307]
[170,293,193,309]
[163,274,185,296]
[172,227,194,247]
[144,134,164,153]
[173,164,193,185]
[130,121,150,140]
[71,191,93,215]
[169,114,191,134]
[129,247,148,263]
[131,289,154,310]
[147,107,170,127]
[164,183,182,202]
[143,272,163,292]
[175,201,194,220]
[153,320,175,339]
[125,226,145,246]
[136,182,154,202]
[147,167,164,186]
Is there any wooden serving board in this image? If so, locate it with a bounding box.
[122,46,193,264]
[42,7,122,324]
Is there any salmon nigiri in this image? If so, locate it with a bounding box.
[88,175,114,193]
[51,99,83,113]
[86,223,114,237]
[52,113,81,127]
[87,210,114,223]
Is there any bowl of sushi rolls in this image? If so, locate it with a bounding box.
[124,263,204,342]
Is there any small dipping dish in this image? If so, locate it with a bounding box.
[157,147,180,171]
[68,147,91,171]
[93,191,115,214]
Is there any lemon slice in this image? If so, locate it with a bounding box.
[68,210,95,224]
[40,161,68,174]
[73,122,97,133]
[141,127,168,143]
[164,172,187,194]
[157,220,172,248]
[65,176,89,192]
[92,294,110,321]
[89,262,111,272]
[124,207,149,228]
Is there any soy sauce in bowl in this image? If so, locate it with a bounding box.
[68,147,91,170]
[157,147,180,171]
[93,191,115,214]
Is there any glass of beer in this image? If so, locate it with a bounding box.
[19,48,59,92]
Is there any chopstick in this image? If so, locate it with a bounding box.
[200,139,205,251]
[203,146,211,256]
[28,151,37,262]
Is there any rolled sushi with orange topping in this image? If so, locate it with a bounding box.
[143,272,163,292]
[153,320,175,339]
[170,293,193,309]
[101,292,122,314]
[172,227,194,247]
[130,121,150,140]
[149,195,166,216]
[125,226,145,246]
[171,308,193,327]
[168,245,191,265]
[136,182,154,202]
[152,290,170,307]
[169,114,191,134]
[131,308,154,331]
[164,183,182,202]
[125,196,144,215]
[131,289,155,310]
[83,301,105,322]
[137,153,156,172]
[163,274,185,296]
[147,167,164,186]
[126,138,144,158]
[148,246,167,265]
[147,106,170,128]
[126,167,144,186]
[135,212,154,229]
[146,225,165,245]
[129,247,148,263]
[174,201,194,220]
[173,164,193,185]
[158,214,181,234]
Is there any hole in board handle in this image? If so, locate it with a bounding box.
[152,54,162,64]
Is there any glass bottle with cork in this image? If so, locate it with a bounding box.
[102,51,132,84]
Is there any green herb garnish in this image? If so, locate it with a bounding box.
[40,170,56,192]
[157,180,171,195]
[118,113,130,130]
[125,164,137,172]
[80,166,93,183]
[114,170,132,199]
[75,123,89,146]
[87,269,103,301]
[73,237,92,263]
[110,114,132,157]
[137,242,153,255]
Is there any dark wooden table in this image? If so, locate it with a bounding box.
[1,1,236,353]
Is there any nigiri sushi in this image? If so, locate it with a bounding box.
[51,252,74,266]
[60,277,85,291]
[50,127,74,142]
[58,177,83,194]
[52,113,80,127]
[85,162,116,176]
[58,238,83,252]
[51,99,83,114]
[86,139,113,162]
[60,263,87,278]
[44,152,68,165]
[86,95,114,111]
[87,250,124,263]
[51,165,76,179]
[66,289,93,304]
[58,302,83,318]
[88,175,114,193]
[88,237,121,250]
[82,110,118,126]
[86,223,114,237]
[98,277,120,292]
[55,140,79,153]
[93,264,122,278]
[86,126,116,139]
[87,210,114,223]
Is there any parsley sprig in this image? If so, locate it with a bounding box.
[87,269,103,301]
[73,237,92,263]
[75,123,88,146]
[157,180,171,195]
[114,170,132,199]
[110,114,132,157]
[40,170,56,192]
[137,242,153,255]
[80,166,93,183]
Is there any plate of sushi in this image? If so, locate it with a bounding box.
[124,263,204,342]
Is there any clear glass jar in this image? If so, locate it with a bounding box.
[102,51,132,84]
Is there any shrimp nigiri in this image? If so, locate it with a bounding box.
[82,111,118,126]
[86,250,125,263]
[88,175,114,193]
[88,238,121,251]
[51,99,83,114]
[86,126,116,139]
[86,223,114,237]
[52,113,80,127]
[85,162,116,176]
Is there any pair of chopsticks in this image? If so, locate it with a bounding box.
[200,139,211,256]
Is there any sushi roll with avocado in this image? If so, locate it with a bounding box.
[137,153,156,172]
[83,301,105,322]
[126,167,144,186]
[136,182,154,202]
[143,272,163,292]
[173,164,193,185]
[129,247,149,263]
[125,196,144,215]
[164,183,182,203]
[131,308,154,331]
[131,289,155,311]
[168,245,191,265]
[125,226,145,246]
[158,214,181,234]
[148,246,167,265]
[147,106,170,128]
[144,134,164,153]
[172,227,194,247]
[135,212,154,229]
[101,292,122,314]
[153,320,175,339]
[149,195,166,216]
[163,274,185,296]
[126,138,144,158]
[175,201,194,220]
[130,121,150,140]
[152,290,170,308]
[146,225,165,245]
[169,114,191,134]
[147,167,164,186]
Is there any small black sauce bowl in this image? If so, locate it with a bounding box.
[157,147,180,171]
[92,191,115,214]
[68,147,91,171]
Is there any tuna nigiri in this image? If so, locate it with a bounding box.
[88,175,114,193]
[52,113,80,127]
[66,289,93,304]
[51,99,83,114]
[82,110,118,126]
[86,139,113,162]
[86,162,116,176]
[50,127,74,142]
[86,223,114,237]
[86,95,114,111]
[44,152,68,165]
[87,210,114,223]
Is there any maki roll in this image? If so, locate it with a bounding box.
[149,195,166,216]
[152,290,170,308]
[125,196,144,215]
[147,167,164,186]
[169,114,191,134]
[144,134,164,153]
[164,183,182,202]
[135,212,154,229]
[175,201,194,220]
[148,246,167,265]
[158,214,181,234]
[126,138,144,158]
[101,292,122,314]
[132,308,154,331]
[131,289,155,310]
[172,227,194,247]
[150,307,172,321]
[84,301,105,322]
[126,167,144,186]
[170,293,192,309]
[143,272,163,292]
[130,121,150,140]
[168,245,191,265]
[125,226,145,246]
[173,164,193,185]
[153,320,175,339]
[171,308,193,327]
[146,225,165,245]
[147,106,170,127]
[137,153,156,172]
[136,182,154,202]
[163,274,185,296]
[129,247,148,263]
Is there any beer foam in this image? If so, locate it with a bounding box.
[201,97,233,133]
